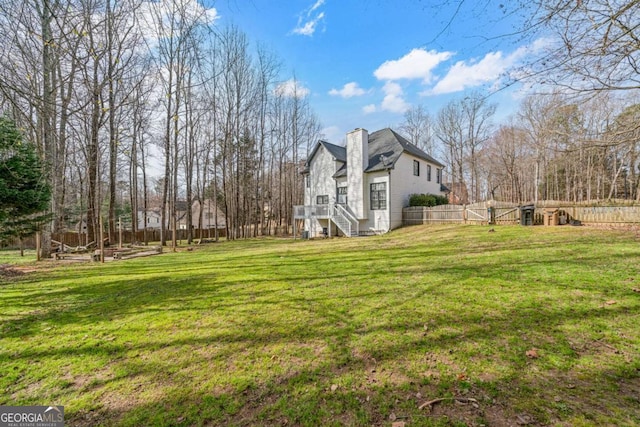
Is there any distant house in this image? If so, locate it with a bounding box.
[137,207,163,230]
[444,182,469,205]
[138,200,226,231]
[295,127,446,237]
[136,203,186,230]
[191,199,226,229]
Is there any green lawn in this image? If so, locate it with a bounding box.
[1,225,639,426]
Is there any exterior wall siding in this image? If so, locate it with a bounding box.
[393,154,444,203]
[389,155,445,230]
[304,145,342,236]
[365,171,390,232]
[346,129,368,219]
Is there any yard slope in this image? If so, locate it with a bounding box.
[1,225,639,426]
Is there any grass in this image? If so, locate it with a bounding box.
[1,225,639,426]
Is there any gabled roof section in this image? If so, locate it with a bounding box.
[303,140,346,174]
[366,128,444,172]
[333,163,347,178]
[321,141,346,162]
[304,128,444,175]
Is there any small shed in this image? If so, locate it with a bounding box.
[520,205,535,226]
[543,207,560,226]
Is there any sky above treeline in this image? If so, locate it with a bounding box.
[209,0,543,145]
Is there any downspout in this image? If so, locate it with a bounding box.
[387,168,391,231]
[333,176,337,237]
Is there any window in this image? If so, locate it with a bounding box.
[413,160,420,176]
[436,169,442,184]
[370,182,387,210]
[427,165,432,182]
[337,186,347,204]
[305,175,310,188]
[316,195,329,205]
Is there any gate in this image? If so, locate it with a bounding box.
[465,202,488,224]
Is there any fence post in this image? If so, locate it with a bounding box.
[99,216,105,263]
[36,231,41,261]
[118,217,123,249]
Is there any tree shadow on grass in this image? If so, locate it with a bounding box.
[60,299,640,426]
[4,274,639,425]
[2,232,639,425]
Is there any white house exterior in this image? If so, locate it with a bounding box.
[137,208,163,230]
[137,200,226,231]
[295,127,445,237]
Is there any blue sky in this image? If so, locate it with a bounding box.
[212,0,544,144]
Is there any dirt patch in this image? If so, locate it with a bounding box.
[427,399,509,427]
[0,264,29,279]
[1,260,61,279]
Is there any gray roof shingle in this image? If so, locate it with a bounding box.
[366,128,444,171]
[305,128,444,176]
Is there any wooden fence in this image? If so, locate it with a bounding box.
[560,205,640,224]
[403,202,640,226]
[1,228,227,250]
[403,202,522,225]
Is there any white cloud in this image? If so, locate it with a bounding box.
[309,0,325,14]
[380,81,410,113]
[275,79,310,98]
[329,82,366,98]
[427,40,550,95]
[363,104,377,114]
[292,0,326,36]
[361,82,409,114]
[429,52,507,95]
[374,48,454,83]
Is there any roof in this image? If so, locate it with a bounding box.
[305,140,345,166]
[302,140,346,174]
[307,128,444,177]
[365,128,444,172]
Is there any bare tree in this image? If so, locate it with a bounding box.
[147,0,214,248]
[399,105,435,154]
[0,0,79,256]
[436,100,465,197]
[436,93,495,202]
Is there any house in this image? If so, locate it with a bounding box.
[137,207,163,230]
[295,127,446,237]
[191,199,226,230]
[136,202,187,230]
[138,200,226,231]
[444,182,469,205]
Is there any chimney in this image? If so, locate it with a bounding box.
[346,128,368,219]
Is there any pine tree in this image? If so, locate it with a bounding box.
[0,117,51,243]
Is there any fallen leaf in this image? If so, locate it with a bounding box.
[632,288,640,293]
[525,348,539,359]
[391,422,406,427]
[330,384,338,392]
[605,300,617,305]
[389,412,396,421]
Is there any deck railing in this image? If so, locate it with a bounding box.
[293,204,330,219]
[293,204,360,237]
